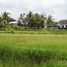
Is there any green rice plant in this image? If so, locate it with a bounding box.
[0,34,67,66]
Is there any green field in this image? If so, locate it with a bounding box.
[0,34,67,67]
[0,28,67,35]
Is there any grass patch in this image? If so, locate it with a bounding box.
[0,28,67,35]
[0,34,67,66]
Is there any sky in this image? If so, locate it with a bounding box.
[0,0,66,21]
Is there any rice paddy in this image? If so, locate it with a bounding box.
[0,34,67,67]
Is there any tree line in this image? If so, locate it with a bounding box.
[0,11,57,29]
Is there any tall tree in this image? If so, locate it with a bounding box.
[25,12,46,29]
[47,15,54,26]
[18,12,47,29]
[18,13,26,26]
[1,12,15,27]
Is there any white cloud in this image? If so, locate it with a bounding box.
[0,0,64,8]
[32,0,64,7]
[0,0,66,20]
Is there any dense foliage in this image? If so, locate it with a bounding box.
[0,12,15,28]
[0,11,58,30]
[17,11,57,29]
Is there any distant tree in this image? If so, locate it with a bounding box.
[1,12,15,27]
[18,12,56,29]
[2,12,11,22]
[18,14,23,26]
[25,12,46,29]
[47,15,54,26]
[25,11,33,23]
[34,13,46,28]
[0,17,3,28]
[18,13,26,26]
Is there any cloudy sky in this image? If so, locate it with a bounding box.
[0,0,66,21]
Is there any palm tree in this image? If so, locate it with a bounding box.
[1,12,15,27]
[18,13,26,26]
[47,15,54,26]
[2,12,10,22]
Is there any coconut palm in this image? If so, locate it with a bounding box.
[1,12,15,27]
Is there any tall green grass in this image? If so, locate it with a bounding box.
[0,34,67,66]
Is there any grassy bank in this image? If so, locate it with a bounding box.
[0,28,67,35]
[0,34,67,66]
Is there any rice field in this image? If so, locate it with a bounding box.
[0,34,67,67]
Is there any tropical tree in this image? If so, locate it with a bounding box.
[47,15,54,26]
[18,14,23,26]
[18,13,26,26]
[25,12,46,29]
[34,13,46,28]
[0,17,3,28]
[1,12,15,27]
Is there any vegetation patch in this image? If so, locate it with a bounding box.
[0,34,67,66]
